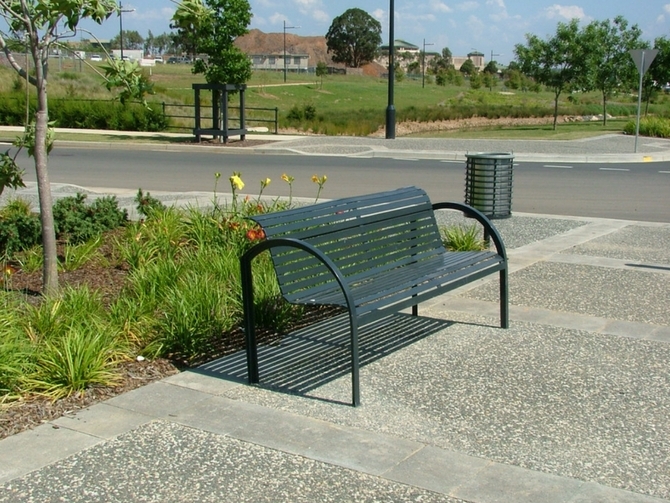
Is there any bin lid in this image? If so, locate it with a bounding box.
[465,152,514,159]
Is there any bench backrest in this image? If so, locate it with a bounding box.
[250,186,446,303]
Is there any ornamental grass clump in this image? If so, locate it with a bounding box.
[440,224,487,252]
[0,171,328,401]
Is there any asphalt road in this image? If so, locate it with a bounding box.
[14,146,670,222]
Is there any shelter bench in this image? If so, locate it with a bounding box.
[240,186,508,406]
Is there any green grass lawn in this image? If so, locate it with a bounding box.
[1,61,665,138]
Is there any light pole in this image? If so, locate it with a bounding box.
[385,0,395,139]
[422,39,433,88]
[119,2,135,60]
[283,20,299,82]
[489,50,501,90]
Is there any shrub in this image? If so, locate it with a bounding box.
[53,193,128,244]
[135,188,167,218]
[624,116,670,138]
[0,204,42,256]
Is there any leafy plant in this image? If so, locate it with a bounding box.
[0,211,42,257]
[440,224,487,251]
[135,188,167,218]
[26,325,123,398]
[59,236,105,272]
[53,193,128,244]
[624,116,670,138]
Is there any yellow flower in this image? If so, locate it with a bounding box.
[312,175,318,183]
[281,173,294,183]
[230,175,244,190]
[262,177,271,188]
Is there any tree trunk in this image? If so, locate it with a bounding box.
[602,92,608,126]
[33,48,58,295]
[552,89,560,131]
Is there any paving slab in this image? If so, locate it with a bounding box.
[0,421,463,503]
[223,319,670,500]
[465,261,670,326]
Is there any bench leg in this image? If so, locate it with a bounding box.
[500,267,509,329]
[241,258,260,384]
[349,315,361,407]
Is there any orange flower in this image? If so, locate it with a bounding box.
[245,228,266,241]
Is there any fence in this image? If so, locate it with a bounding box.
[161,102,279,134]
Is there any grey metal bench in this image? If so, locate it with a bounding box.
[240,186,508,406]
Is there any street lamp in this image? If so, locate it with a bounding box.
[283,20,299,83]
[489,50,501,90]
[385,0,395,139]
[119,2,135,61]
[490,50,501,68]
[422,39,434,88]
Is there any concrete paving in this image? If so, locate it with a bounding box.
[0,131,669,502]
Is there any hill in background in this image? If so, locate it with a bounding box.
[235,29,332,66]
[234,29,386,78]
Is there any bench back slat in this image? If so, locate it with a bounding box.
[250,187,446,302]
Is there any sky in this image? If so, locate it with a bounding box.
[78,0,670,64]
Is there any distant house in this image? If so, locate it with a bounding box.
[380,39,420,54]
[452,51,485,71]
[250,53,309,72]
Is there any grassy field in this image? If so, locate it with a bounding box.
[2,59,667,138]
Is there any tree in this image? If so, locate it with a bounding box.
[153,32,173,55]
[459,58,476,76]
[172,0,252,85]
[470,72,483,89]
[171,0,210,59]
[0,0,147,295]
[515,19,587,130]
[429,46,453,73]
[407,61,420,74]
[110,30,143,50]
[483,72,497,91]
[0,0,127,294]
[483,60,498,74]
[315,61,328,89]
[643,36,670,114]
[441,47,452,64]
[325,8,381,68]
[582,16,645,125]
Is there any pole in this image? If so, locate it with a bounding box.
[283,21,299,83]
[422,39,433,88]
[634,51,645,154]
[283,20,286,83]
[119,2,124,60]
[385,0,395,139]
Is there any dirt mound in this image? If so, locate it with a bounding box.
[235,29,333,66]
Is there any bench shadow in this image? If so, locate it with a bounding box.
[197,313,454,405]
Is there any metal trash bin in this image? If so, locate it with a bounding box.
[465,152,514,219]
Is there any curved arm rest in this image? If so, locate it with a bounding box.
[432,201,507,260]
[240,237,357,315]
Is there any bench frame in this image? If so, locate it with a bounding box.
[240,187,508,406]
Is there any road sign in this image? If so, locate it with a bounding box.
[629,49,658,75]
[629,49,659,154]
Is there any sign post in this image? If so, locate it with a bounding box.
[629,49,658,153]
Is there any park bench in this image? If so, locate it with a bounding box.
[240,186,508,406]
